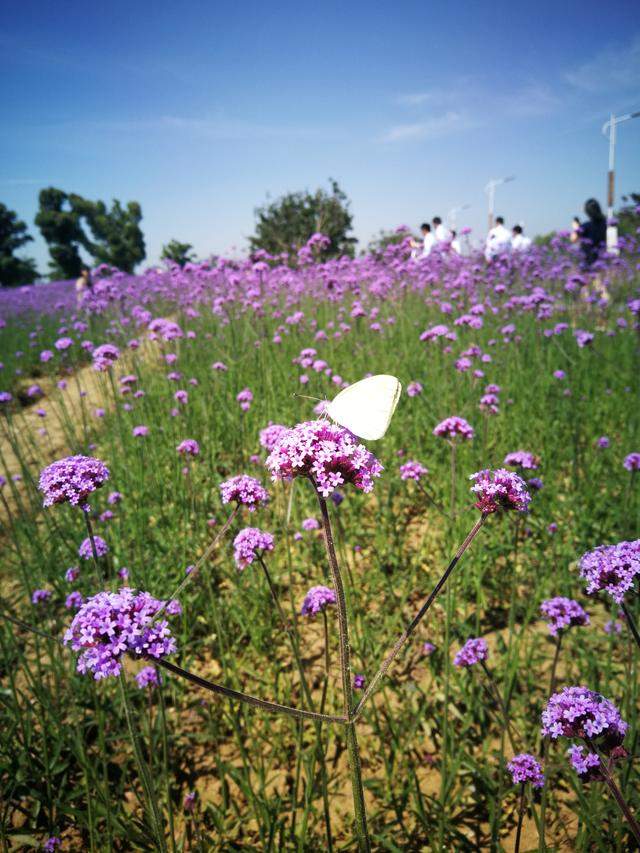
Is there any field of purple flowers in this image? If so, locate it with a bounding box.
[0,234,639,851]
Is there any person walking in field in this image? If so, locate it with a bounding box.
[570,198,606,267]
[485,216,511,261]
[433,216,452,246]
[410,223,436,259]
[511,224,532,252]
[75,267,93,307]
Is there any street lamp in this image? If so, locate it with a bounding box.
[602,110,640,251]
[484,176,515,231]
[447,204,470,230]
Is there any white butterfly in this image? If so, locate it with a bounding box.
[326,374,402,440]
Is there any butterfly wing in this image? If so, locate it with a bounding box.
[326,375,402,440]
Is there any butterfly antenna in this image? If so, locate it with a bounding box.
[292,393,322,403]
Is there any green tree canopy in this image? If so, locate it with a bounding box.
[249,179,357,260]
[35,188,86,279]
[0,203,39,287]
[161,239,196,267]
[616,192,640,237]
[35,188,146,277]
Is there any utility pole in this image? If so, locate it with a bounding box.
[602,110,640,218]
[484,176,515,231]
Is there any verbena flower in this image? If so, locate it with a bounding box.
[135,665,161,689]
[433,416,474,441]
[301,517,320,531]
[233,527,275,569]
[504,450,539,470]
[301,585,336,616]
[265,420,383,497]
[567,744,601,780]
[454,637,488,667]
[259,422,289,452]
[32,589,52,605]
[39,455,109,510]
[540,597,589,636]
[65,591,83,610]
[43,838,61,852]
[220,475,269,511]
[132,425,149,437]
[578,540,640,603]
[507,753,545,788]
[78,535,109,560]
[399,460,428,481]
[236,387,253,411]
[92,344,120,371]
[177,439,200,456]
[541,686,627,745]
[353,674,366,690]
[470,468,531,513]
[623,452,640,471]
[423,641,436,655]
[63,588,179,679]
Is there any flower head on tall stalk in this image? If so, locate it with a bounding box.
[469,468,531,514]
[92,343,120,371]
[454,637,489,667]
[578,540,640,604]
[177,439,200,457]
[433,415,474,441]
[259,422,289,452]
[78,535,108,560]
[219,474,269,511]
[541,686,627,747]
[39,455,109,510]
[540,597,589,636]
[623,452,640,471]
[266,420,382,497]
[233,527,275,570]
[507,753,545,788]
[503,450,539,470]
[63,588,180,679]
[301,585,336,617]
[399,460,428,481]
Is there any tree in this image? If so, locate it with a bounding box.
[366,227,410,256]
[36,188,146,277]
[161,239,196,267]
[250,179,357,260]
[71,196,146,273]
[616,192,640,237]
[0,203,39,286]
[35,187,86,279]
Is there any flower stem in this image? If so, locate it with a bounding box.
[352,514,487,720]
[83,511,102,582]
[514,782,526,853]
[585,738,640,845]
[119,671,168,853]
[621,602,640,652]
[317,490,370,852]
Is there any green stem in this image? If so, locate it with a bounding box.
[316,489,370,852]
[119,671,168,853]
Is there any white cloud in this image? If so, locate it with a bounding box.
[500,84,562,117]
[396,92,433,107]
[380,111,475,143]
[565,34,640,93]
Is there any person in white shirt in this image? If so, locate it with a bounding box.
[450,230,462,255]
[410,223,436,259]
[485,216,512,261]
[432,216,452,245]
[511,224,532,252]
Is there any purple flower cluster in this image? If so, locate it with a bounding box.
[233,527,275,569]
[540,597,589,636]
[92,343,120,371]
[265,420,383,497]
[541,686,627,745]
[301,585,336,617]
[454,637,488,667]
[135,665,161,689]
[503,450,539,470]
[567,744,601,780]
[32,589,52,605]
[433,416,474,441]
[39,455,109,509]
[399,460,428,481]
[78,535,109,560]
[259,422,289,452]
[506,753,545,788]
[469,468,531,514]
[578,540,640,603]
[220,475,269,511]
[624,452,640,471]
[177,439,200,456]
[63,588,179,679]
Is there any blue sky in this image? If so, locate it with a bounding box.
[1,0,640,271]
